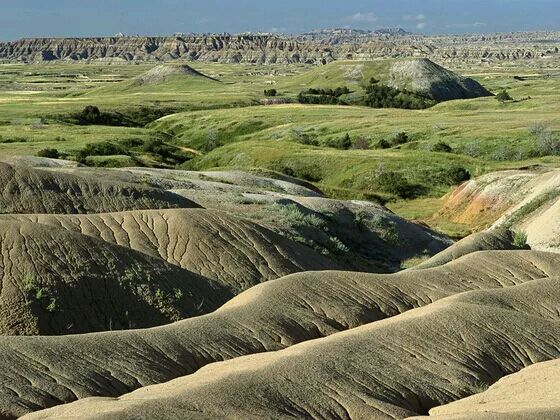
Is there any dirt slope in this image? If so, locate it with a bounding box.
[388,58,492,101]
[438,168,560,251]
[0,220,229,336]
[23,278,560,419]
[136,64,219,84]
[40,164,452,272]
[412,228,520,270]
[0,208,341,294]
[411,359,560,419]
[0,162,198,214]
[1,250,559,417]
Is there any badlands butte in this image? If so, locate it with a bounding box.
[0,27,560,420]
[1,31,560,65]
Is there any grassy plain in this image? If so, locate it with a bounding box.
[0,59,559,235]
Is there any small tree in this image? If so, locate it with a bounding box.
[431,141,453,153]
[496,90,513,103]
[37,148,60,159]
[341,133,352,150]
[264,89,277,97]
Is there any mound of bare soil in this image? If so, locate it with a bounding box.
[0,208,341,294]
[136,64,219,84]
[1,249,560,417]
[22,277,560,419]
[0,220,229,336]
[0,162,198,214]
[389,58,493,101]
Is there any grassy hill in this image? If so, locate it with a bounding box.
[279,58,492,101]
[88,64,221,95]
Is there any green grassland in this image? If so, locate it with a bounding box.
[0,59,559,235]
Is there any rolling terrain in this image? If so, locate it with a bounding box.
[0,28,559,420]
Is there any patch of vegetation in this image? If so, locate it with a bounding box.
[374,167,424,199]
[297,91,347,105]
[513,230,529,248]
[73,137,192,167]
[430,166,471,186]
[502,190,560,229]
[64,105,177,128]
[496,90,513,103]
[264,89,278,97]
[272,203,327,228]
[431,141,453,153]
[362,78,436,109]
[22,273,59,313]
[328,236,350,255]
[36,148,61,159]
[325,133,352,150]
[291,127,319,146]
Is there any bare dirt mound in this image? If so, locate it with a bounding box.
[41,165,452,272]
[0,162,199,214]
[0,208,341,294]
[439,168,560,251]
[388,58,493,101]
[1,250,559,417]
[23,278,560,419]
[0,220,229,336]
[410,359,560,419]
[412,228,520,270]
[136,64,220,85]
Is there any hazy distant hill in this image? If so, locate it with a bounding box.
[0,32,558,64]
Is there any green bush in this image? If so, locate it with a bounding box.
[431,141,453,153]
[272,203,326,228]
[513,230,528,248]
[264,89,278,97]
[432,166,471,186]
[292,127,319,146]
[325,133,352,150]
[36,148,60,159]
[496,90,513,103]
[391,132,409,146]
[375,169,420,199]
[375,139,391,149]
[363,79,435,109]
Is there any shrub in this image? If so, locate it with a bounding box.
[200,130,222,153]
[36,148,60,159]
[273,203,326,228]
[529,122,549,136]
[375,139,391,149]
[325,133,352,150]
[374,168,418,199]
[264,89,277,97]
[431,141,453,153]
[391,132,409,146]
[328,236,350,255]
[513,230,528,248]
[363,80,435,109]
[292,127,319,146]
[496,90,513,103]
[432,166,471,186]
[536,130,560,156]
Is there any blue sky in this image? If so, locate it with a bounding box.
[1,0,558,40]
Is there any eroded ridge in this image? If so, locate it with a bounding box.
[0,250,559,417]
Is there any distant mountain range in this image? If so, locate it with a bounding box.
[0,31,558,65]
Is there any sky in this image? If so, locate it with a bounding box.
[0,0,558,40]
